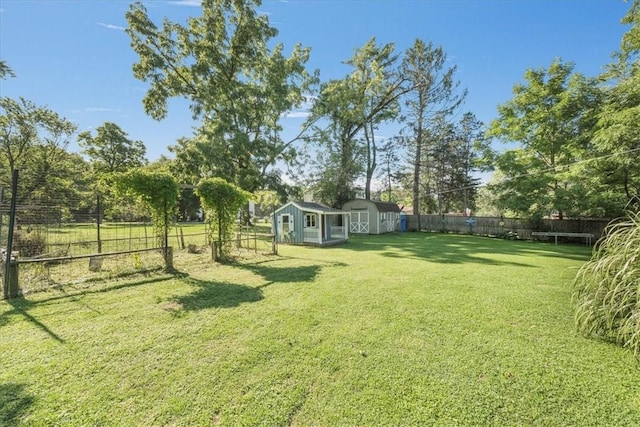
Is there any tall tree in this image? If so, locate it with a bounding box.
[303,79,364,207]
[377,136,403,202]
[346,38,405,199]
[78,122,147,175]
[452,112,488,214]
[430,113,487,215]
[0,97,78,206]
[0,65,90,223]
[126,0,317,191]
[401,39,466,229]
[488,59,602,219]
[305,38,408,207]
[592,0,640,213]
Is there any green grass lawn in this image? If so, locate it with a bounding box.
[1,233,638,426]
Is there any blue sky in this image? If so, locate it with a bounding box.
[0,0,633,162]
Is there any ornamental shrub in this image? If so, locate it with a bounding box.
[573,210,640,360]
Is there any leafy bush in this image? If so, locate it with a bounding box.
[114,170,179,248]
[12,230,47,258]
[196,178,250,259]
[573,210,640,360]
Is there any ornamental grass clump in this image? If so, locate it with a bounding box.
[573,210,640,360]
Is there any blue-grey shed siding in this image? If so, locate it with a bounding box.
[274,204,305,244]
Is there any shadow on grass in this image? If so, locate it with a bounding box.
[169,257,344,312]
[1,299,66,343]
[15,274,176,306]
[0,275,177,341]
[344,232,591,266]
[0,383,35,426]
[233,260,325,289]
[172,277,264,312]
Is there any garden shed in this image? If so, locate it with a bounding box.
[342,199,401,235]
[272,201,349,246]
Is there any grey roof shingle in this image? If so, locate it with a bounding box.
[370,201,401,213]
[294,201,340,213]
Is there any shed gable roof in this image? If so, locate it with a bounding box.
[343,199,401,213]
[275,201,345,215]
[372,201,401,213]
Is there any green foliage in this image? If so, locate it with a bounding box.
[77,122,147,175]
[0,60,15,79]
[592,0,640,212]
[401,40,465,219]
[115,170,179,248]
[195,177,250,258]
[573,209,640,360]
[488,59,603,219]
[427,112,486,214]
[253,190,281,217]
[12,230,46,257]
[126,0,317,192]
[76,122,147,220]
[619,0,640,62]
[304,38,409,207]
[0,96,87,214]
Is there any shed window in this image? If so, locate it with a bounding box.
[305,214,317,228]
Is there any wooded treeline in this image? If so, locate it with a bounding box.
[1,0,638,222]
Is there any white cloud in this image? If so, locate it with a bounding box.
[98,22,126,31]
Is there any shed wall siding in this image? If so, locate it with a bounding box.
[274,205,304,244]
[343,200,379,234]
[342,200,400,234]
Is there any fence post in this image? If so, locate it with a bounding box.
[271,235,277,255]
[179,227,185,250]
[3,255,19,298]
[211,241,218,261]
[4,169,19,299]
[164,246,173,270]
[96,194,102,253]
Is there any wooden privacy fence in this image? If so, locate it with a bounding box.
[405,214,610,242]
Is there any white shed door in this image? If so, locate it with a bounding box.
[350,211,369,233]
[278,214,294,242]
[386,213,396,232]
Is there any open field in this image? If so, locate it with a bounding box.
[6,222,274,294]
[8,222,211,256]
[5,221,273,258]
[1,233,638,425]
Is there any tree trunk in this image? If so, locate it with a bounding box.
[336,133,354,207]
[364,122,377,200]
[412,134,421,231]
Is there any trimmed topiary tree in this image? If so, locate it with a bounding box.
[573,210,640,360]
[196,177,250,260]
